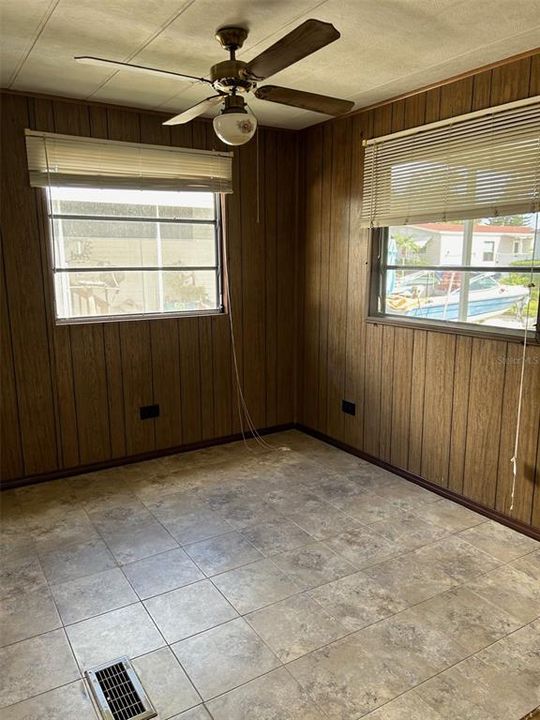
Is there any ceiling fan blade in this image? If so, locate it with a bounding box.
[255,85,354,116]
[163,96,224,125]
[243,19,340,80]
[74,56,211,84]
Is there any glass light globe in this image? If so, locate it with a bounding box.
[213,109,257,146]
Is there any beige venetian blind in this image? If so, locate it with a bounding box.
[25,130,233,193]
[360,96,540,227]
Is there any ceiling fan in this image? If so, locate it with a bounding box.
[75,19,354,146]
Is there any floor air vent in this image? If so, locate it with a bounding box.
[85,657,157,720]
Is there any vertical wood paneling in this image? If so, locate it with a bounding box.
[421,333,456,487]
[299,51,540,530]
[2,91,299,485]
[448,336,473,494]
[462,339,507,507]
[326,119,352,439]
[240,135,266,428]
[496,344,540,524]
[264,129,278,427]
[302,126,323,430]
[1,94,58,475]
[276,131,297,426]
[0,239,23,480]
[343,115,369,449]
[407,330,427,475]
[390,328,413,469]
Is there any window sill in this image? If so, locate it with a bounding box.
[55,309,227,326]
[365,314,539,345]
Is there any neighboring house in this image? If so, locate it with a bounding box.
[391,222,536,266]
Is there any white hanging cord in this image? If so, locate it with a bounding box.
[224,227,274,452]
[509,208,539,512]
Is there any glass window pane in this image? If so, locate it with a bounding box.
[388,214,538,268]
[384,269,536,331]
[55,270,218,319]
[49,187,215,220]
[52,219,216,269]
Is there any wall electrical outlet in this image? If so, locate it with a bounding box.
[140,404,160,420]
[342,400,356,416]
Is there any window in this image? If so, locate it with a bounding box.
[360,96,540,339]
[49,187,223,321]
[371,214,539,337]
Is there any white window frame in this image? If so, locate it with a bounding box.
[45,189,225,325]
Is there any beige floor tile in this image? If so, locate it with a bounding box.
[132,647,200,717]
[5,680,98,719]
[86,498,154,534]
[416,498,487,532]
[368,510,450,550]
[211,558,301,614]
[362,690,445,719]
[101,519,178,565]
[171,706,212,720]
[172,617,280,699]
[340,492,403,524]
[246,594,347,662]
[66,603,165,668]
[356,607,470,687]
[240,515,313,556]
[288,633,407,719]
[410,586,522,653]
[467,563,540,623]
[363,550,458,605]
[285,499,363,541]
[0,629,79,708]
[416,653,536,720]
[0,586,61,646]
[271,542,357,590]
[184,532,263,576]
[325,527,402,568]
[0,550,47,600]
[413,535,501,584]
[146,494,233,544]
[38,538,116,585]
[144,580,237,643]
[206,667,326,719]
[122,547,204,599]
[458,520,539,562]
[308,571,408,632]
[51,567,138,624]
[29,510,99,553]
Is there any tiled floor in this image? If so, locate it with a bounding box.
[1,429,539,719]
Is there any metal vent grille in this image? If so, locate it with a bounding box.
[85,657,156,720]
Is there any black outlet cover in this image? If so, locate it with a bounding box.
[342,400,356,416]
[140,404,160,420]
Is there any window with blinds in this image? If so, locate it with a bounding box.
[364,97,540,339]
[24,131,231,323]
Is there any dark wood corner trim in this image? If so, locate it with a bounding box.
[296,423,540,542]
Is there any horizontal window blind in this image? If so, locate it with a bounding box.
[360,96,540,227]
[25,130,233,193]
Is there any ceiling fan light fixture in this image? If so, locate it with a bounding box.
[213,97,257,146]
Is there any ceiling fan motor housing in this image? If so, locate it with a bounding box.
[210,60,255,93]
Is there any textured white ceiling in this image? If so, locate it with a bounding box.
[2,0,539,129]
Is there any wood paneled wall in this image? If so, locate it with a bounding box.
[1,92,298,484]
[298,53,540,530]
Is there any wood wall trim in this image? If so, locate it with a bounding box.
[298,425,540,542]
